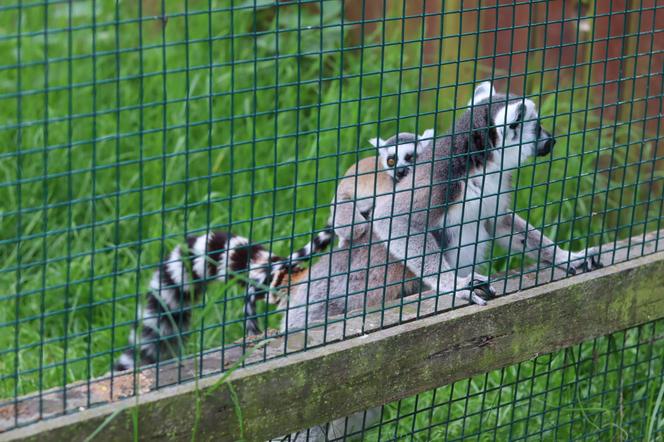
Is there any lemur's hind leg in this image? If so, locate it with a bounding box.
[492,213,603,275]
[243,284,263,336]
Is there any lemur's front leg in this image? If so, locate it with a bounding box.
[372,203,495,305]
[493,213,602,275]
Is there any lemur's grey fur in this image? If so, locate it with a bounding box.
[279,132,434,332]
[371,82,602,304]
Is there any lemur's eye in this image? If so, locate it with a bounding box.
[405,153,413,163]
[510,105,525,130]
[387,157,396,167]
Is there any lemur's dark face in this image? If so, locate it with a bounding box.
[370,130,434,181]
[469,82,555,169]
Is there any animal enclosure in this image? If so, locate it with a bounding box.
[1,0,663,440]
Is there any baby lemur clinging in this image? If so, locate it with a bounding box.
[244,130,433,332]
[327,129,435,248]
[262,130,432,311]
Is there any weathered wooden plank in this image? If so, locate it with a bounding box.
[1,229,661,434]
[2,230,664,442]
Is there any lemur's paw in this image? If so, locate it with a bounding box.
[471,278,497,299]
[565,250,603,276]
[335,222,369,244]
[456,288,489,306]
[469,291,488,306]
[465,273,496,299]
[245,319,262,336]
[455,276,494,306]
[351,223,370,240]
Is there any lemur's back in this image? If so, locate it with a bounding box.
[282,156,419,331]
[281,242,420,331]
[335,156,394,217]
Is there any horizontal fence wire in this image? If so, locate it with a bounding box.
[0,0,663,436]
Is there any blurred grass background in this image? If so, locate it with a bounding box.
[0,0,662,438]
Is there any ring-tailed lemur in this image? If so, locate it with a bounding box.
[114,231,329,372]
[265,129,432,307]
[371,81,602,305]
[276,132,437,332]
[329,129,434,248]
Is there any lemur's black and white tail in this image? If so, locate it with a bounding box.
[243,225,336,333]
[278,226,336,268]
[115,231,272,371]
[114,228,335,372]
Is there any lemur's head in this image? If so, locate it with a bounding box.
[464,81,555,170]
[370,129,434,181]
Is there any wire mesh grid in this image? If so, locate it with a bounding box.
[0,0,662,435]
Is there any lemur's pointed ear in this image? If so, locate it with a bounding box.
[418,129,434,146]
[468,81,496,106]
[368,137,385,148]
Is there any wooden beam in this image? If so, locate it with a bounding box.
[2,231,664,441]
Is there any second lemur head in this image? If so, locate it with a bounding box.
[369,129,434,181]
[462,81,556,170]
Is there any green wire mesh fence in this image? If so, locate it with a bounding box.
[1,0,662,436]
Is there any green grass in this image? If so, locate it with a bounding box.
[0,1,662,439]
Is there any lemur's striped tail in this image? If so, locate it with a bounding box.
[114,231,270,371]
[281,225,336,268]
[115,228,336,371]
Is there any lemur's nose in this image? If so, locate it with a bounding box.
[395,167,409,180]
[536,132,555,157]
[546,138,556,150]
